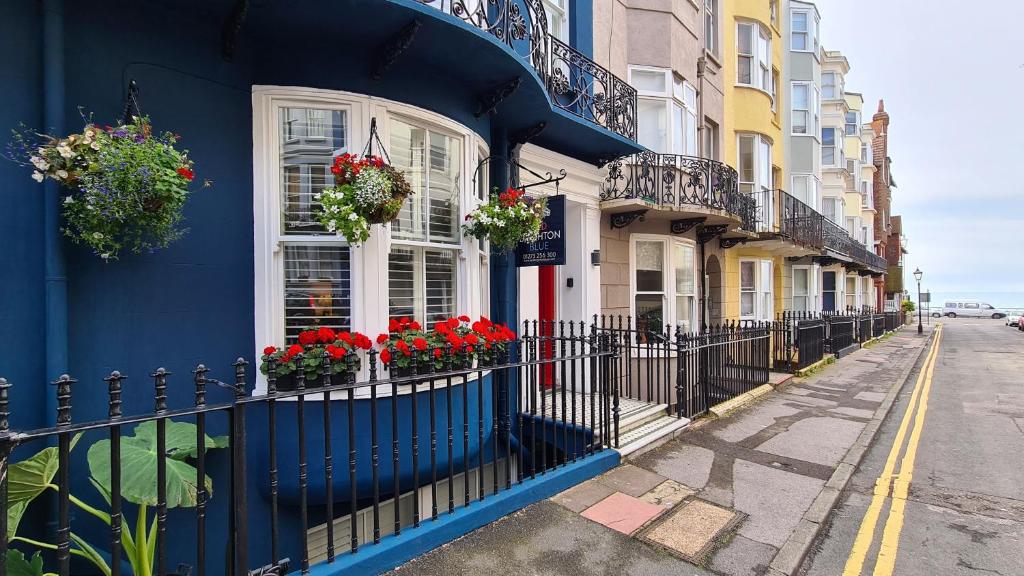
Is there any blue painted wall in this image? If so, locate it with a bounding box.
[0,0,603,573]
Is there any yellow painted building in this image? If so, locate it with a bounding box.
[721,0,787,321]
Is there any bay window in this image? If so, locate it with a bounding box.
[737,23,772,92]
[792,83,809,134]
[822,196,843,224]
[791,174,817,209]
[254,88,489,390]
[845,111,859,135]
[822,72,839,99]
[790,9,817,52]
[631,67,698,156]
[632,237,698,333]
[740,258,773,320]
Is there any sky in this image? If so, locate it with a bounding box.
[812,0,1024,296]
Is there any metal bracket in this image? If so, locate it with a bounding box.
[610,210,647,230]
[475,77,522,117]
[510,122,547,147]
[697,225,729,244]
[670,218,706,235]
[372,19,422,80]
[221,0,251,61]
[718,237,747,249]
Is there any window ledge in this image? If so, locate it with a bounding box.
[705,51,722,70]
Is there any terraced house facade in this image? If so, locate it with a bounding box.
[0,1,907,575]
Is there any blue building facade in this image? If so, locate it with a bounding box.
[0,1,638,574]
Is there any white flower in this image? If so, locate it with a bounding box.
[348,212,359,221]
[63,196,73,204]
[56,170,68,180]
[90,142,100,151]
[31,171,44,182]
[92,232,104,240]
[57,145,74,159]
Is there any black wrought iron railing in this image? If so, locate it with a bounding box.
[778,190,824,249]
[415,0,636,140]
[0,322,618,576]
[823,313,857,356]
[600,152,758,231]
[822,218,887,273]
[600,316,770,422]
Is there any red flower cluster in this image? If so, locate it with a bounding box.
[388,316,422,333]
[330,153,385,184]
[498,187,525,207]
[176,167,194,181]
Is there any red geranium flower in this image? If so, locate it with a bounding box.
[395,340,412,356]
[446,333,463,349]
[458,315,471,322]
[409,321,422,331]
[298,331,318,346]
[287,344,303,356]
[433,348,443,359]
[380,349,392,364]
[338,332,354,345]
[353,333,372,350]
[263,346,277,356]
[377,333,389,345]
[434,321,450,333]
[464,333,479,345]
[388,318,401,333]
[176,167,194,181]
[328,346,347,360]
[466,345,475,354]
[447,317,460,329]
[317,327,336,344]
[412,337,429,351]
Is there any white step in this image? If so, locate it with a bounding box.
[617,415,691,458]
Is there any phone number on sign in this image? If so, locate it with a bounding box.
[520,251,558,261]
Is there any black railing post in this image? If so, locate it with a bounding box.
[53,374,75,576]
[0,378,11,576]
[105,371,125,576]
[230,359,249,576]
[192,366,208,576]
[152,367,170,576]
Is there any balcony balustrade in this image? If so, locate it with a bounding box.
[600,151,757,231]
[823,217,887,273]
[416,0,636,140]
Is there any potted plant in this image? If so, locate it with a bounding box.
[377,315,517,377]
[8,115,207,260]
[260,327,373,391]
[462,187,546,251]
[315,152,413,245]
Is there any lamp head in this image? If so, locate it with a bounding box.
[913,268,923,282]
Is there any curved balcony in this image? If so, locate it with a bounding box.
[822,218,887,274]
[235,0,640,164]
[599,151,758,232]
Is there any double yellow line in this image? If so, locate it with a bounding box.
[842,324,943,576]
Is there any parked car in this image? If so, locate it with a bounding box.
[1007,314,1021,327]
[941,300,1006,319]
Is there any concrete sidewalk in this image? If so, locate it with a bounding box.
[388,328,931,576]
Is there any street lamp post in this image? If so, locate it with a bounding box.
[913,268,923,334]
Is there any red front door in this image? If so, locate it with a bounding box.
[539,265,556,388]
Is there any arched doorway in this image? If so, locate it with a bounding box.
[706,255,723,327]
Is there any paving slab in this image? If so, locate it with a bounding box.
[641,499,738,562]
[595,463,667,497]
[639,480,695,510]
[633,443,715,490]
[550,478,616,513]
[710,534,778,576]
[732,459,825,547]
[581,492,665,535]
[755,417,866,468]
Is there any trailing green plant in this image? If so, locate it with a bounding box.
[315,153,413,245]
[5,420,227,576]
[7,115,208,260]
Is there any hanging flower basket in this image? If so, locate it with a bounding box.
[462,187,546,251]
[8,115,206,260]
[316,152,413,245]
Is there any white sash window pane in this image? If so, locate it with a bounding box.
[792,12,808,50]
[632,69,667,93]
[391,121,427,240]
[674,243,695,332]
[740,261,756,317]
[672,102,684,155]
[792,84,808,134]
[638,98,668,153]
[758,29,771,91]
[636,241,664,292]
[424,248,457,323]
[388,247,419,322]
[428,132,461,243]
[737,23,753,85]
[280,108,347,235]
[793,268,809,311]
[392,120,462,243]
[284,245,352,342]
[738,135,754,193]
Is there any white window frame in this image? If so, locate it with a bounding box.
[791,82,812,135]
[822,127,840,167]
[628,235,699,333]
[845,111,860,136]
[705,0,718,54]
[791,265,817,312]
[252,87,489,393]
[739,258,774,321]
[790,9,818,52]
[737,133,773,231]
[736,22,772,93]
[630,66,699,156]
[541,0,569,41]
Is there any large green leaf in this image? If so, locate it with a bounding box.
[87,420,227,508]
[5,549,46,576]
[7,434,82,539]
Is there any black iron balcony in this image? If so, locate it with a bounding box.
[822,218,888,273]
[778,190,824,249]
[416,0,637,140]
[600,151,757,231]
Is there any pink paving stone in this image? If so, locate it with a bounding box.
[580,492,665,535]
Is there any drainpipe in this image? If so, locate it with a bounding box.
[696,56,707,331]
[43,0,68,426]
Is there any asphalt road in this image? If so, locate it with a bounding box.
[800,318,1024,576]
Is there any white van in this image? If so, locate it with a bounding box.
[941,300,1006,319]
